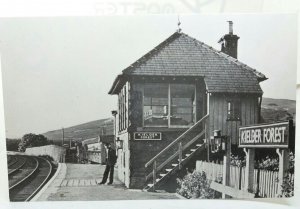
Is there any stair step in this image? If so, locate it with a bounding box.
[196,144,202,147]
[172,163,178,167]
[156,178,161,182]
[147,184,154,187]
[190,149,196,152]
[177,158,186,161]
[159,173,167,177]
[165,168,172,172]
[185,153,191,157]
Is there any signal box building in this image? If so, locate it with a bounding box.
[108,24,267,190]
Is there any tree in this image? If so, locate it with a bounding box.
[18,133,49,152]
[6,138,20,151]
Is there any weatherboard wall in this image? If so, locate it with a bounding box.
[209,93,260,144]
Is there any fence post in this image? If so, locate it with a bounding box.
[244,148,255,193]
[238,165,242,190]
[153,160,157,192]
[205,121,210,162]
[179,142,182,169]
[222,136,231,199]
[255,169,260,197]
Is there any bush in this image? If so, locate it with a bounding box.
[176,171,215,199]
[18,133,50,152]
[278,174,294,198]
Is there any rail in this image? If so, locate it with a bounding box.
[9,156,54,202]
[9,156,39,190]
[8,156,27,176]
[8,156,18,168]
[25,157,53,201]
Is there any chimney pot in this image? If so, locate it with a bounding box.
[228,21,233,34]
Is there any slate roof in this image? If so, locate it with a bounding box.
[109,32,267,94]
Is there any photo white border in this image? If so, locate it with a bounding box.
[0,0,299,208]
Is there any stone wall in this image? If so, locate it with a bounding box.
[25,145,66,162]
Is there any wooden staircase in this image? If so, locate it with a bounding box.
[143,114,209,192]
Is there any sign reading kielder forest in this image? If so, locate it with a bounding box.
[134,132,162,140]
[239,121,291,148]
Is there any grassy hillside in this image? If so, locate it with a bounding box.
[40,97,295,144]
[43,118,114,144]
[261,97,296,123]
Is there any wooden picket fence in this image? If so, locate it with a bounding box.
[196,161,294,198]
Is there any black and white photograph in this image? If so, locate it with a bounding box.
[0,13,296,202]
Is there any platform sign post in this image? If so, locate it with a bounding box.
[243,148,255,193]
[212,130,231,198]
[239,121,292,196]
[276,148,289,196]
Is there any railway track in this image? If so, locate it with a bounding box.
[8,155,27,175]
[7,155,18,168]
[8,155,53,202]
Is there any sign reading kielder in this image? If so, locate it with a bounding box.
[134,132,162,140]
[239,121,291,148]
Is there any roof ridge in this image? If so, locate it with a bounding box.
[122,31,182,75]
[180,33,267,81]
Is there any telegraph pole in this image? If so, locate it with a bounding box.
[62,127,65,146]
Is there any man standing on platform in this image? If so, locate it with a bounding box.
[98,142,117,185]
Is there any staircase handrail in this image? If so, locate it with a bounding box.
[145,114,209,168]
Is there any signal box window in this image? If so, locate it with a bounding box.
[143,83,196,127]
[227,99,241,121]
[170,84,195,126]
[143,84,168,127]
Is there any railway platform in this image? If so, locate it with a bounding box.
[33,163,180,201]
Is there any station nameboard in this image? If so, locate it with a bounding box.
[239,121,290,148]
[134,132,162,140]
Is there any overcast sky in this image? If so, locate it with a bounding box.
[0,14,297,138]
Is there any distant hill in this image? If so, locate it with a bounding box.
[43,118,114,144]
[261,97,296,123]
[40,97,295,144]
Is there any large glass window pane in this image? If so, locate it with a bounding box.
[170,84,195,126]
[143,84,168,126]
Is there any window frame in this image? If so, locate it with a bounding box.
[226,98,241,121]
[142,83,197,128]
[118,85,128,132]
[142,83,169,128]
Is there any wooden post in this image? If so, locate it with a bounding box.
[179,142,182,169]
[222,136,231,199]
[238,165,242,190]
[243,148,255,193]
[255,169,260,197]
[153,160,157,192]
[205,121,210,162]
[276,148,289,196]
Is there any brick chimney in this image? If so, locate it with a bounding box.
[218,21,240,59]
